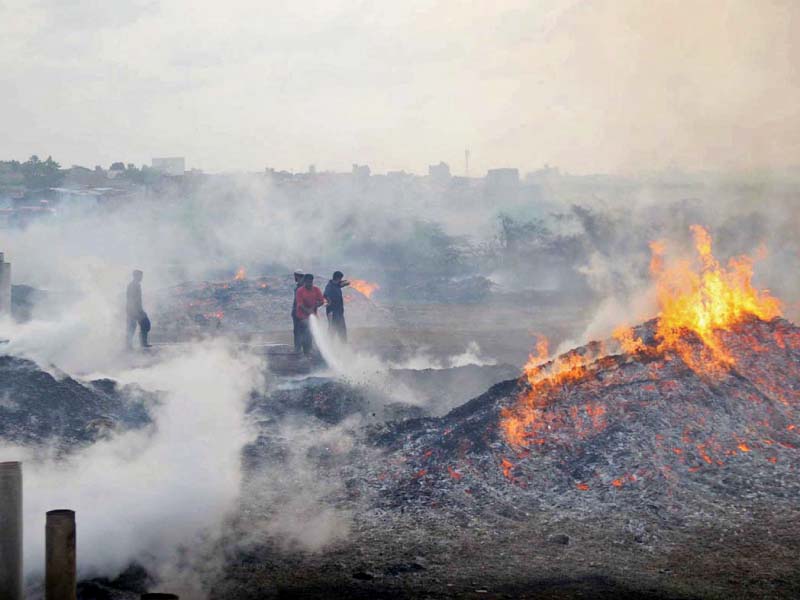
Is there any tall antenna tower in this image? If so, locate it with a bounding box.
[465,149,470,177]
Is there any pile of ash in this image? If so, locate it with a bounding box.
[360,317,800,518]
[241,363,521,471]
[0,354,153,450]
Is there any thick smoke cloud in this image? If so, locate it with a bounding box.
[0,341,263,597]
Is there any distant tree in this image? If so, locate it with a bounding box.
[346,220,470,277]
[109,162,126,171]
[20,155,64,189]
[496,213,550,255]
[121,164,161,185]
[493,212,586,275]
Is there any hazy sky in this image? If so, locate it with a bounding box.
[1,0,799,175]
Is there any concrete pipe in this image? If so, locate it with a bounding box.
[0,253,10,316]
[141,594,180,599]
[0,461,23,600]
[45,509,76,600]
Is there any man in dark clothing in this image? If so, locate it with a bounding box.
[324,271,350,342]
[126,270,151,349]
[295,273,324,356]
[291,269,304,352]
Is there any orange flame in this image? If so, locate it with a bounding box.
[500,335,603,447]
[234,267,246,281]
[613,325,646,355]
[500,225,783,453]
[653,225,781,370]
[350,278,380,299]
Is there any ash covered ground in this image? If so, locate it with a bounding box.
[5,312,799,599]
[214,316,800,600]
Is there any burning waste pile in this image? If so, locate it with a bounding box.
[214,225,800,599]
[362,226,800,516]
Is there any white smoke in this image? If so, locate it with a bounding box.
[1,341,264,598]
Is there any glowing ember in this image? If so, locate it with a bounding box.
[349,278,380,299]
[500,457,514,480]
[234,267,247,280]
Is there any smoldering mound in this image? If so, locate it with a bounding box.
[0,354,153,449]
[217,316,800,600]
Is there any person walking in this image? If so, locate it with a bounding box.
[126,270,151,349]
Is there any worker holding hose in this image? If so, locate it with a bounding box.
[294,273,324,356]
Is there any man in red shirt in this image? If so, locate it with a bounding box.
[294,273,324,356]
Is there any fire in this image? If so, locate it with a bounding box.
[652,225,781,370]
[234,267,246,281]
[613,325,645,355]
[500,457,514,480]
[349,278,380,299]
[500,335,602,447]
[500,225,783,453]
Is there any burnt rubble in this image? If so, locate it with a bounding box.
[5,317,800,598]
[218,317,800,599]
[0,354,153,449]
[360,317,800,517]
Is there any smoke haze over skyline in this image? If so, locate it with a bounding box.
[2,0,799,175]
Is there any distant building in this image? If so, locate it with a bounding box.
[486,168,519,189]
[151,157,186,176]
[352,164,371,179]
[525,164,561,184]
[265,167,294,184]
[108,162,126,179]
[428,162,451,185]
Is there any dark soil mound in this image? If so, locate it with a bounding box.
[0,354,153,449]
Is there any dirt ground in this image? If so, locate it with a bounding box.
[257,297,592,367]
[208,303,800,600]
[71,298,800,600]
[214,503,800,599]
